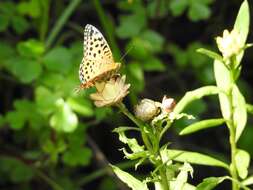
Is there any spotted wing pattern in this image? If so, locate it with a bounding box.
[79,24,120,89]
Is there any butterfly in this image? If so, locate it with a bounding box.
[78,24,121,90]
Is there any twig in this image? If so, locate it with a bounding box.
[45,0,82,49]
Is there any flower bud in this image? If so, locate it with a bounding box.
[134,99,160,121]
[216,29,243,61]
[161,96,176,113]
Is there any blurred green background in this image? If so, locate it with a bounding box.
[0,0,252,189]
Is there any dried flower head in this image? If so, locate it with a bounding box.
[90,75,130,107]
[216,29,243,60]
[134,99,161,122]
[161,96,176,113]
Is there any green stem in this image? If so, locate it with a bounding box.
[227,87,239,190]
[157,152,170,190]
[117,102,170,189]
[45,0,82,49]
[117,103,153,153]
[34,168,64,190]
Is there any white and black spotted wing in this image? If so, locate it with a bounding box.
[78,24,120,89]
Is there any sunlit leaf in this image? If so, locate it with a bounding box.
[196,176,229,190]
[50,98,78,133]
[67,97,94,117]
[161,149,229,169]
[111,165,149,190]
[235,149,250,179]
[197,48,223,62]
[174,86,220,114]
[233,0,249,66]
[232,85,247,141]
[180,118,225,135]
[214,60,232,120]
[17,39,45,58]
[242,175,253,186]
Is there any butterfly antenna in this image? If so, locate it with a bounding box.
[120,45,134,62]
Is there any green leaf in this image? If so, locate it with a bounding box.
[235,149,250,179]
[111,165,149,190]
[17,0,41,18]
[232,85,247,141]
[174,86,221,114]
[141,30,164,52]
[214,60,232,120]
[188,2,211,21]
[161,149,229,169]
[63,147,92,166]
[180,118,225,135]
[17,39,45,58]
[169,0,188,17]
[127,62,144,93]
[233,0,249,66]
[50,98,78,133]
[67,97,94,117]
[5,99,44,130]
[143,57,165,72]
[168,44,188,68]
[0,157,34,183]
[242,175,253,186]
[0,14,9,31]
[116,8,146,39]
[246,104,253,115]
[196,176,229,190]
[6,57,42,83]
[0,42,14,61]
[43,47,72,74]
[5,110,26,130]
[35,86,59,115]
[42,138,66,162]
[197,48,223,62]
[173,163,194,190]
[126,38,150,59]
[113,130,144,153]
[11,15,29,34]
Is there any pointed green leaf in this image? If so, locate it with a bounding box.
[161,149,229,169]
[111,165,148,190]
[174,86,220,114]
[242,175,253,186]
[214,60,232,120]
[233,0,249,66]
[235,149,250,179]
[196,176,229,190]
[197,48,223,62]
[232,85,247,141]
[180,118,225,135]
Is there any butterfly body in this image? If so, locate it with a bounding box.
[78,24,120,90]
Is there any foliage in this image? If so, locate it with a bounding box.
[0,0,252,190]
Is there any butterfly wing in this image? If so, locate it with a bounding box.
[79,24,121,88]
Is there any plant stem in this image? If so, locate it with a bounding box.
[117,103,153,151]
[45,0,82,49]
[227,87,239,190]
[34,168,64,190]
[117,102,170,190]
